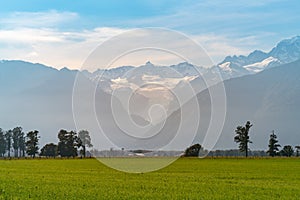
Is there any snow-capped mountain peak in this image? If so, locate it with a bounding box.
[216,36,300,79]
[269,36,300,63]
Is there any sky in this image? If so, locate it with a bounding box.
[0,0,299,69]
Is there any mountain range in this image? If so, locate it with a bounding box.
[0,36,300,150]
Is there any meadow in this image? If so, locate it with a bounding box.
[0,158,299,199]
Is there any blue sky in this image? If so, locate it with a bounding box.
[0,0,299,69]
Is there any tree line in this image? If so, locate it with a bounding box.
[184,121,300,157]
[0,128,92,158]
[234,121,299,157]
[2,122,299,158]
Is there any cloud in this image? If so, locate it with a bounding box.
[0,10,79,28]
[0,25,268,69]
[122,0,298,50]
[0,28,64,43]
[192,33,277,64]
[0,27,127,69]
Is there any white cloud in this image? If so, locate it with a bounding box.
[0,26,264,69]
[192,34,269,64]
[0,28,64,43]
[0,10,78,28]
[0,27,127,69]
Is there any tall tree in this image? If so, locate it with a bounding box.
[40,143,58,158]
[266,130,281,157]
[26,130,39,158]
[0,129,6,157]
[78,130,93,157]
[234,121,253,157]
[295,146,300,157]
[5,130,12,157]
[280,145,294,157]
[57,130,79,157]
[18,132,26,157]
[12,127,23,157]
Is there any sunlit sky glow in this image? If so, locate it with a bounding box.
[0,0,299,69]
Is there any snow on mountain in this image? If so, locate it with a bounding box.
[123,61,206,79]
[243,56,281,73]
[88,61,204,93]
[222,50,268,68]
[217,36,300,79]
[214,61,249,80]
[92,65,134,80]
[83,36,300,92]
[169,62,207,76]
[218,62,232,72]
[269,36,300,63]
[247,50,269,63]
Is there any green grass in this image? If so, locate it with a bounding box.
[0,158,299,199]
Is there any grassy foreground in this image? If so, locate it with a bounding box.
[0,158,299,199]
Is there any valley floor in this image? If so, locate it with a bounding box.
[0,157,299,199]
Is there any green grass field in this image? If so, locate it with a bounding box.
[0,158,299,199]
